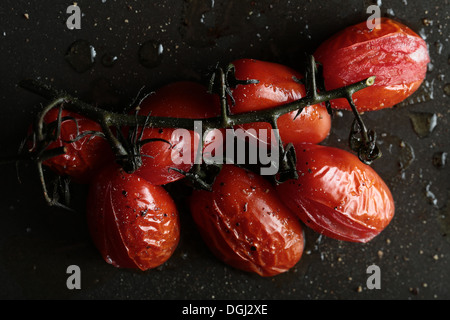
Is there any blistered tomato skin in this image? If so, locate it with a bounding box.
[276,144,395,243]
[87,164,180,271]
[34,108,114,184]
[134,81,221,185]
[190,165,305,277]
[314,18,429,111]
[229,59,331,145]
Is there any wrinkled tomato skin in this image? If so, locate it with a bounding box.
[33,108,114,184]
[190,165,304,277]
[276,144,395,243]
[229,58,331,146]
[134,81,221,185]
[87,164,180,271]
[314,18,429,111]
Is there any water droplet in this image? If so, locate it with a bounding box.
[432,151,448,169]
[425,182,438,208]
[101,53,118,67]
[408,112,437,138]
[65,39,96,73]
[138,40,164,68]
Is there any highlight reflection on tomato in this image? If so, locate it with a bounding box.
[314,18,429,111]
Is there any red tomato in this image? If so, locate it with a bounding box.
[190,164,305,277]
[31,108,114,184]
[87,164,180,270]
[229,59,331,146]
[276,144,395,243]
[314,18,429,111]
[133,81,221,185]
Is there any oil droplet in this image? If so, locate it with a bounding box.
[65,39,96,73]
[408,112,437,138]
[398,140,415,171]
[101,53,118,67]
[438,192,450,244]
[138,40,163,68]
[444,83,450,97]
[432,151,448,169]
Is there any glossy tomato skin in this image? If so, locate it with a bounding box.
[190,164,304,277]
[229,58,331,145]
[276,144,395,243]
[134,81,221,185]
[87,164,180,270]
[314,18,429,111]
[33,108,114,184]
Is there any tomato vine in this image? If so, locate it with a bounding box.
[11,55,379,207]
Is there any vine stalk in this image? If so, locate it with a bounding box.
[12,55,380,207]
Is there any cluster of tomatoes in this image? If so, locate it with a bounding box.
[29,18,429,276]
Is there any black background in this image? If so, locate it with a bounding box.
[0,0,449,300]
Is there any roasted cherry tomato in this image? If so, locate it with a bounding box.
[87,163,180,270]
[314,18,429,111]
[30,108,114,184]
[190,164,305,277]
[133,81,221,185]
[276,144,395,243]
[229,58,331,146]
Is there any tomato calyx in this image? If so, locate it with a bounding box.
[207,62,260,108]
